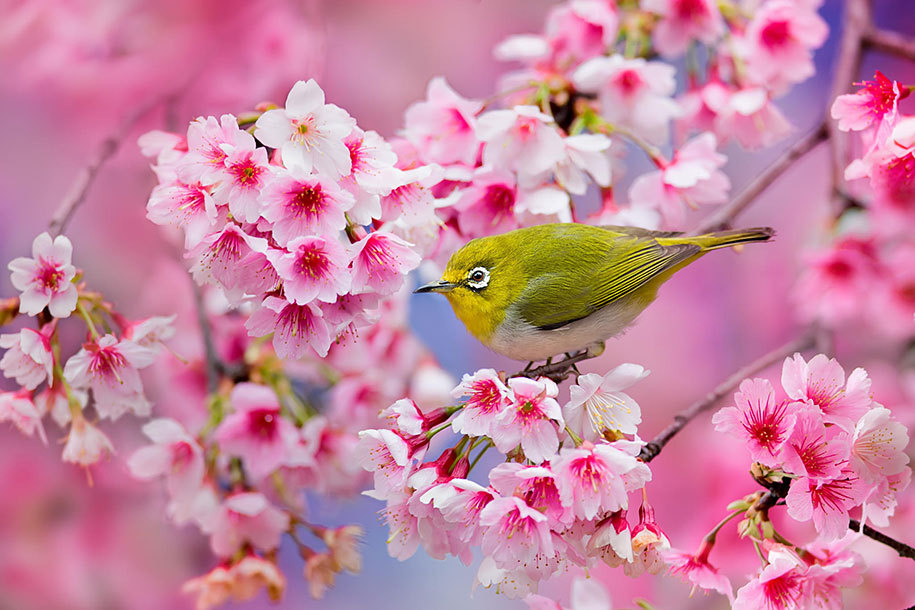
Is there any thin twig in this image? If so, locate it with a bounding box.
[693,123,829,234]
[639,330,816,462]
[827,0,870,195]
[849,519,915,560]
[47,96,167,237]
[864,27,915,62]
[512,350,595,382]
[190,278,221,394]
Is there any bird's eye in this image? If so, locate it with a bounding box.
[466,266,490,290]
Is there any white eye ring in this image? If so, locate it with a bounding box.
[467,266,490,290]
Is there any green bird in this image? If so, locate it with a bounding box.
[415,223,774,363]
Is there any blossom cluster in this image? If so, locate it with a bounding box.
[2,232,172,469]
[359,364,666,598]
[714,353,910,538]
[796,70,915,337]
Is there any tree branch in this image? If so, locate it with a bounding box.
[692,123,829,234]
[849,519,915,560]
[639,331,816,462]
[47,97,166,237]
[863,28,915,62]
[190,279,221,394]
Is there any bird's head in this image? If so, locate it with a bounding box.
[414,235,525,343]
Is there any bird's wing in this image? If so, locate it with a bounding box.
[517,236,700,330]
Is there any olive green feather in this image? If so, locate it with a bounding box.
[511,224,774,330]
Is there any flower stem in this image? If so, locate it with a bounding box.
[76,301,100,340]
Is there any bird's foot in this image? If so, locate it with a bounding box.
[512,348,598,382]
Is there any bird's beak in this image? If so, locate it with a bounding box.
[414,280,458,294]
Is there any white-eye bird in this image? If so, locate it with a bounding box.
[414,223,774,363]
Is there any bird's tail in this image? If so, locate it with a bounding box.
[684,227,775,251]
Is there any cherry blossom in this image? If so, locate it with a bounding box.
[642,0,723,58]
[205,492,290,557]
[403,77,482,166]
[0,390,47,444]
[146,181,219,249]
[712,378,798,467]
[629,132,730,227]
[831,71,906,133]
[8,232,79,318]
[663,539,733,599]
[450,368,512,437]
[246,297,333,359]
[476,106,566,181]
[128,418,205,509]
[180,114,244,185]
[63,334,155,420]
[0,326,54,390]
[61,418,113,466]
[564,364,646,441]
[553,441,650,519]
[348,232,421,296]
[714,87,792,149]
[479,496,553,567]
[733,546,806,610]
[210,131,272,223]
[189,223,278,301]
[490,376,564,464]
[271,236,351,305]
[259,171,354,247]
[254,79,356,177]
[213,383,302,480]
[850,407,910,483]
[781,353,873,428]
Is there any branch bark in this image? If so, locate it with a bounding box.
[47,97,165,237]
[639,330,816,462]
[692,123,829,235]
[864,27,915,62]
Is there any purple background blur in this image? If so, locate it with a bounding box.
[1,1,915,608]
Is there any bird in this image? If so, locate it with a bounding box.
[414,222,774,365]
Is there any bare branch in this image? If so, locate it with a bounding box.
[849,519,915,560]
[47,97,166,237]
[190,279,221,394]
[864,27,915,62]
[639,330,817,462]
[693,123,828,234]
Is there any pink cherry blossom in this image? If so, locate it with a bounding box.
[588,511,633,566]
[714,87,792,149]
[629,132,730,227]
[450,368,512,437]
[213,383,302,480]
[780,407,850,481]
[128,418,205,510]
[179,114,244,185]
[553,441,650,519]
[245,296,333,359]
[625,502,671,577]
[490,376,564,463]
[573,55,680,144]
[63,334,155,420]
[61,417,113,466]
[553,134,612,195]
[642,0,724,58]
[742,0,828,93]
[8,232,78,318]
[146,180,220,249]
[850,406,910,483]
[348,232,421,296]
[340,129,399,225]
[801,535,864,609]
[35,382,85,428]
[831,71,906,133]
[0,326,54,390]
[403,77,482,165]
[781,353,874,428]
[794,236,880,326]
[0,390,47,444]
[356,428,413,497]
[733,546,806,610]
[663,538,733,599]
[479,496,553,567]
[872,245,915,336]
[121,314,176,354]
[488,462,569,527]
[476,106,566,179]
[564,363,647,441]
[210,131,271,223]
[259,171,354,247]
[254,79,356,177]
[541,1,619,68]
[271,236,351,305]
[206,492,290,557]
[712,378,798,467]
[862,469,911,528]
[189,224,278,301]
[786,467,868,540]
[231,555,286,604]
[436,479,496,544]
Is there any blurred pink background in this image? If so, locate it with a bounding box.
[1,0,914,608]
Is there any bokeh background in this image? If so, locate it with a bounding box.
[1,1,915,608]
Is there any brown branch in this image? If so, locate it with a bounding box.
[639,330,816,462]
[827,0,871,194]
[190,279,221,394]
[849,519,915,561]
[692,123,829,234]
[512,350,597,382]
[863,27,915,62]
[47,96,167,237]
